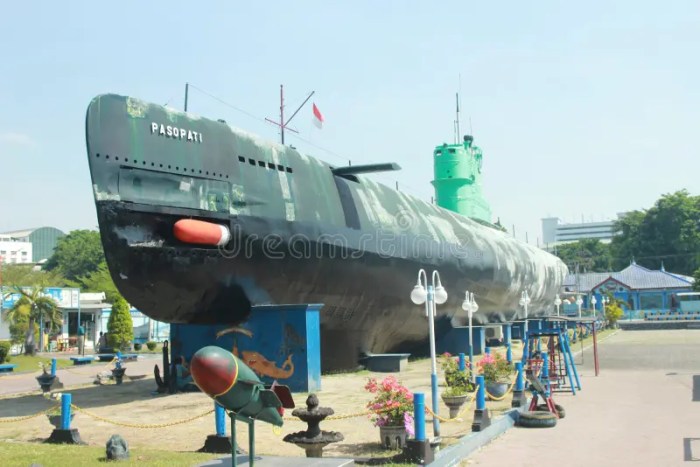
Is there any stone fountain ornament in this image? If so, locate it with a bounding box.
[283,394,343,457]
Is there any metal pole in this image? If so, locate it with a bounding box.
[468,310,474,379]
[592,322,599,376]
[427,284,440,437]
[184,82,189,112]
[280,85,285,145]
[475,375,486,410]
[230,414,237,467]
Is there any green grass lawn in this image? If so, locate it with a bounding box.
[4,354,73,373]
[0,442,220,467]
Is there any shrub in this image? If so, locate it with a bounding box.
[605,304,624,327]
[133,343,142,351]
[477,352,514,383]
[365,376,414,436]
[146,341,157,351]
[0,341,11,364]
[107,297,134,350]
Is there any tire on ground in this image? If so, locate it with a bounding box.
[535,403,566,419]
[517,410,557,428]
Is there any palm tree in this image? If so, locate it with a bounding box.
[3,287,62,355]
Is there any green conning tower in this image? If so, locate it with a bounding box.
[431,135,492,223]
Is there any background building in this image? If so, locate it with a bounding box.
[0,235,32,265]
[0,227,65,263]
[560,262,695,319]
[541,213,627,249]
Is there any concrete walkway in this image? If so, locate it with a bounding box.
[0,354,161,396]
[465,329,700,467]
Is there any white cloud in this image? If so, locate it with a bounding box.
[0,132,37,147]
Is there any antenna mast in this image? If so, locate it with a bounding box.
[266,85,315,145]
[454,92,460,144]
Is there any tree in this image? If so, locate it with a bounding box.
[107,296,133,350]
[3,288,62,355]
[44,230,105,282]
[1,263,66,291]
[610,190,700,275]
[693,268,700,292]
[73,261,121,303]
[553,239,612,272]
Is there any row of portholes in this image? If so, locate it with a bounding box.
[238,155,293,173]
[95,153,229,179]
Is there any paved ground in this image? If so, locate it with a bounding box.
[0,354,161,396]
[465,329,700,467]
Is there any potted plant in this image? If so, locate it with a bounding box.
[36,362,56,393]
[46,403,74,429]
[476,352,514,400]
[439,352,475,418]
[364,376,414,450]
[111,354,126,385]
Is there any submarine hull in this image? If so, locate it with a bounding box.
[85,94,568,370]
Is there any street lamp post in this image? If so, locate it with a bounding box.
[461,292,478,380]
[591,296,597,319]
[410,269,448,438]
[519,291,531,342]
[554,294,562,317]
[576,296,583,319]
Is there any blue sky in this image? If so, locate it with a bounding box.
[2,1,698,245]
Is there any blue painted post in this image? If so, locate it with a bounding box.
[51,358,57,377]
[515,362,524,391]
[476,375,486,410]
[506,343,512,364]
[61,393,71,430]
[503,324,512,345]
[458,353,465,372]
[414,392,426,442]
[485,347,491,355]
[215,403,226,437]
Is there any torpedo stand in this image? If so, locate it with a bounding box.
[228,411,258,467]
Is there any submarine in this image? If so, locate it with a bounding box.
[84,94,568,370]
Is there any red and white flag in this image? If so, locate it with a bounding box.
[312,103,324,129]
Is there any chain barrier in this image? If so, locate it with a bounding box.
[0,395,60,423]
[424,384,480,423]
[484,376,517,401]
[70,404,214,429]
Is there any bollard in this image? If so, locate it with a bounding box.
[511,362,528,408]
[471,375,491,432]
[46,393,84,445]
[414,393,426,442]
[61,393,71,430]
[484,347,491,355]
[506,344,512,364]
[458,353,466,372]
[51,358,57,377]
[215,403,226,436]
[406,392,434,464]
[199,402,234,454]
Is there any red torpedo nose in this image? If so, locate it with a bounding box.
[190,346,239,397]
[173,219,231,246]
